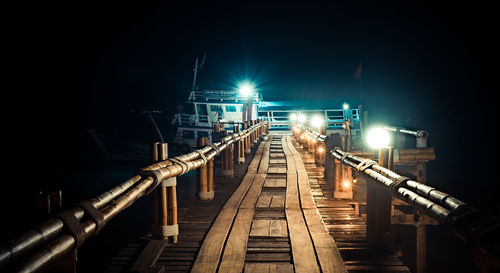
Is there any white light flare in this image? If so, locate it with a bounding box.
[366,127,391,149]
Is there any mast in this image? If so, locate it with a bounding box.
[191,57,199,93]
[191,54,206,93]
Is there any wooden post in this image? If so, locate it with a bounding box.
[235,125,245,163]
[197,137,210,200]
[244,122,251,154]
[367,147,393,251]
[151,142,160,231]
[226,143,234,177]
[317,142,325,165]
[207,158,214,195]
[416,162,427,273]
[333,158,353,199]
[250,121,255,148]
[150,142,177,241]
[333,136,353,199]
[324,133,340,190]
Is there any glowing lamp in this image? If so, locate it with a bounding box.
[311,116,323,128]
[238,81,255,97]
[343,103,349,110]
[318,146,324,153]
[298,114,306,123]
[342,181,351,189]
[366,127,391,149]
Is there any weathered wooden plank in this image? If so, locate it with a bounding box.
[269,219,288,237]
[285,209,320,273]
[303,209,348,273]
[218,209,254,272]
[258,140,271,173]
[264,178,276,187]
[256,194,273,208]
[283,138,299,210]
[269,194,285,209]
[282,136,321,273]
[130,240,166,272]
[250,219,270,237]
[240,174,267,209]
[191,141,269,273]
[218,173,267,273]
[247,138,269,174]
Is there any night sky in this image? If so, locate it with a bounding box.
[3,0,499,243]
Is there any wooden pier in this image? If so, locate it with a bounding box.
[3,121,498,273]
[109,133,410,273]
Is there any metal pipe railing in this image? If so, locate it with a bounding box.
[383,126,429,138]
[0,121,268,273]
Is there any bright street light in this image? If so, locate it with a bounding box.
[238,81,255,97]
[298,114,306,123]
[343,103,349,110]
[311,116,323,128]
[366,127,391,149]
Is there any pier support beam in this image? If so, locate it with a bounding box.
[367,147,393,251]
[197,137,213,200]
[244,122,251,154]
[150,142,178,242]
[333,136,353,199]
[235,125,245,163]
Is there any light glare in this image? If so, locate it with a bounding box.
[238,81,255,97]
[311,116,323,128]
[298,114,306,123]
[366,127,391,149]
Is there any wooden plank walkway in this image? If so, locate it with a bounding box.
[294,141,411,273]
[191,134,346,273]
[107,132,411,273]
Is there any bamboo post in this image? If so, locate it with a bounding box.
[367,147,393,250]
[317,142,325,165]
[150,142,177,241]
[226,143,234,177]
[416,162,427,273]
[250,121,255,148]
[235,125,245,163]
[197,137,210,200]
[333,158,353,199]
[207,158,214,197]
[253,120,258,144]
[151,142,160,232]
[244,122,251,154]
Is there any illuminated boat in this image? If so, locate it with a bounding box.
[170,89,261,152]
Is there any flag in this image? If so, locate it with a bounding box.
[354,61,362,79]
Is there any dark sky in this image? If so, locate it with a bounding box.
[4,1,499,213]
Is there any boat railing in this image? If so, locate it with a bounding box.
[172,113,218,127]
[188,90,261,102]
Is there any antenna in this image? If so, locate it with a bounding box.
[191,54,207,92]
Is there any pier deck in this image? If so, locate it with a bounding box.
[107,133,410,273]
